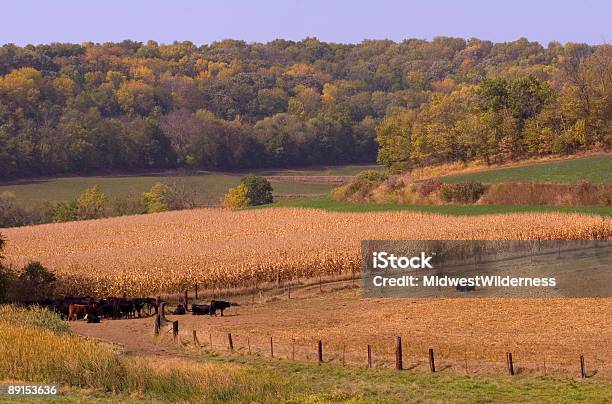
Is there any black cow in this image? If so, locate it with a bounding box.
[97,298,117,319]
[132,298,147,317]
[85,313,101,323]
[210,300,233,316]
[173,304,186,315]
[118,299,136,318]
[142,297,159,315]
[456,285,476,292]
[192,304,211,315]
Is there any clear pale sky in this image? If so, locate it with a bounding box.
[1,0,610,46]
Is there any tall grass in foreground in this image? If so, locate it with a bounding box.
[0,305,286,402]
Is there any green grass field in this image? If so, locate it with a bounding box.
[22,350,612,403]
[262,195,612,216]
[440,155,612,184]
[1,157,609,212]
[203,354,610,403]
[0,165,379,207]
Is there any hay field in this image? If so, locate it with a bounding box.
[2,208,610,296]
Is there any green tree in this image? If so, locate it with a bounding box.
[142,182,172,213]
[76,186,107,219]
[240,175,273,205]
[52,201,78,223]
[19,261,56,301]
[375,109,416,173]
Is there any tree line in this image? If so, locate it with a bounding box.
[0,38,609,179]
[0,181,199,227]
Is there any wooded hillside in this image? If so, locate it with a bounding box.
[0,38,609,178]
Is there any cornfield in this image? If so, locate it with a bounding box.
[2,208,610,297]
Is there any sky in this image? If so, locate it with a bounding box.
[1,0,610,46]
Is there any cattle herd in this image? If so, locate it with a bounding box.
[25,297,236,323]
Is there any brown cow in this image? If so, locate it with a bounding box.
[68,304,95,321]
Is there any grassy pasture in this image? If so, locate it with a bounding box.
[264,195,612,216]
[0,165,379,207]
[440,155,612,184]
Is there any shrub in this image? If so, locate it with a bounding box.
[0,192,30,227]
[222,183,251,209]
[18,261,56,301]
[417,179,443,196]
[0,305,70,334]
[142,181,199,213]
[330,184,350,201]
[239,175,273,205]
[76,186,107,219]
[441,182,487,203]
[356,170,389,182]
[109,193,146,216]
[332,172,391,203]
[336,179,377,202]
[480,181,612,206]
[0,267,12,303]
[164,180,199,210]
[142,182,172,213]
[28,201,57,224]
[52,201,78,223]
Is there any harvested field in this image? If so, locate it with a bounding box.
[2,208,611,296]
[71,288,612,379]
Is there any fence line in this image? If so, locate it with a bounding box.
[153,321,598,379]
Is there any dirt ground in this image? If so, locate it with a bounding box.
[71,285,612,380]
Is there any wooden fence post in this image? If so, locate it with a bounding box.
[342,344,346,366]
[367,344,372,369]
[580,355,586,379]
[193,330,199,346]
[395,336,403,370]
[317,340,323,364]
[270,336,274,358]
[291,339,295,360]
[247,337,251,355]
[319,276,322,293]
[429,348,436,373]
[195,283,198,300]
[184,289,188,310]
[172,321,179,341]
[209,332,213,349]
[288,285,291,299]
[506,352,514,375]
[228,333,234,352]
[154,314,160,336]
